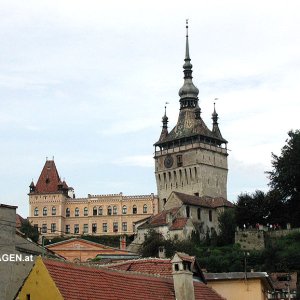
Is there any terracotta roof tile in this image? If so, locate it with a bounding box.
[169,218,188,230]
[34,160,68,194]
[42,258,225,300]
[174,192,234,208]
[16,214,24,228]
[139,207,180,229]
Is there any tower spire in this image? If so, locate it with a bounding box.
[178,20,199,109]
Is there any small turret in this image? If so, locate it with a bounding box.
[158,106,169,142]
[29,180,35,193]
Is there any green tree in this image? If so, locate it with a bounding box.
[267,130,300,226]
[235,190,267,228]
[218,209,236,245]
[19,219,39,243]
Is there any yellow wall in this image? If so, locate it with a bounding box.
[16,257,63,300]
[207,278,267,300]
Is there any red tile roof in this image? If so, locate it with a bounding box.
[34,160,68,194]
[169,218,188,230]
[174,192,234,208]
[42,258,225,300]
[139,207,180,229]
[105,258,173,277]
[16,214,24,228]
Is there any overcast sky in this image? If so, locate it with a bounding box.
[1,0,299,217]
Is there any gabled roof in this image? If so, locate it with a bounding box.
[34,160,68,194]
[138,207,180,229]
[103,253,206,283]
[46,238,135,255]
[39,258,224,300]
[173,192,234,208]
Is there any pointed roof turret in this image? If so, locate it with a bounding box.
[178,20,199,109]
[158,106,169,142]
[211,102,227,143]
[31,159,70,195]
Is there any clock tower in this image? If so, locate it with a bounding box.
[154,22,228,212]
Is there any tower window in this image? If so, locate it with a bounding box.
[177,155,183,167]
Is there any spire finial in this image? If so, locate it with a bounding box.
[179,19,199,108]
[212,98,219,123]
[162,102,169,129]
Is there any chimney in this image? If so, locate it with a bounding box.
[120,235,126,250]
[158,246,166,258]
[171,253,195,300]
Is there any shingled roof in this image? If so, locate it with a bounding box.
[40,258,225,300]
[173,192,234,208]
[33,160,68,194]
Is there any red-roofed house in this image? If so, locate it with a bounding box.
[131,191,234,246]
[16,254,226,300]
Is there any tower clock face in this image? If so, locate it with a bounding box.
[164,155,174,168]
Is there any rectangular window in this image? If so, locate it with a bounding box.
[102,223,108,233]
[83,224,88,234]
[42,224,47,234]
[177,155,183,167]
[51,223,56,233]
[113,222,118,232]
[92,223,97,233]
[209,210,213,222]
[74,224,79,234]
[122,222,127,232]
[65,225,70,234]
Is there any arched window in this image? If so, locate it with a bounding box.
[34,207,38,216]
[66,208,70,217]
[132,205,137,214]
[43,207,47,216]
[84,207,88,216]
[197,208,201,220]
[93,206,97,216]
[107,206,112,215]
[186,206,190,218]
[98,206,103,216]
[122,205,127,214]
[113,206,117,215]
[143,204,148,213]
[52,206,56,216]
[75,207,79,217]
